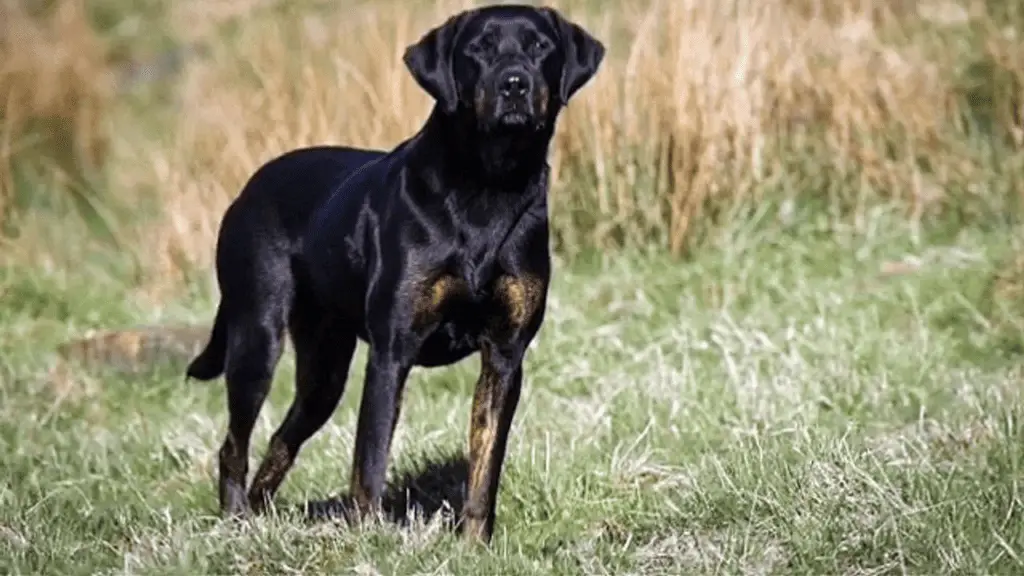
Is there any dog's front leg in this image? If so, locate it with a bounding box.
[348,345,414,522]
[463,341,525,543]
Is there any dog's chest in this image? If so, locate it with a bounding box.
[414,268,542,338]
[441,193,526,295]
[413,232,541,336]
[408,186,544,337]
[448,230,500,297]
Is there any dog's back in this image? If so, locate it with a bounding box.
[186,145,385,381]
[232,145,385,245]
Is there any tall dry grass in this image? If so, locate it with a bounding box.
[4,0,1024,297]
[0,0,114,223]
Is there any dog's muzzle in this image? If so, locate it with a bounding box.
[490,66,543,128]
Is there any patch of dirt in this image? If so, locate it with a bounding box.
[55,323,211,374]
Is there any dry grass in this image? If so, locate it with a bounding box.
[3,0,1024,294]
[0,0,114,219]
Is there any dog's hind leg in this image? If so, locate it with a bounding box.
[248,302,358,514]
[217,310,286,518]
[347,343,418,523]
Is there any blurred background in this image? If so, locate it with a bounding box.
[2,0,1021,302]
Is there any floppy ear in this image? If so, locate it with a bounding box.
[402,13,468,113]
[545,9,605,103]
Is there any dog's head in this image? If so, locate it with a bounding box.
[403,4,605,132]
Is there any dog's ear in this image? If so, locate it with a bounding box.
[403,12,468,113]
[544,8,605,104]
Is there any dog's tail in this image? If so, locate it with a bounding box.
[185,303,228,382]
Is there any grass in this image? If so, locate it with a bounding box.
[3,0,1024,573]
[4,208,1024,574]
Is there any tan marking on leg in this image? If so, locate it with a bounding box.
[469,382,497,493]
[247,437,292,512]
[218,433,250,516]
[464,348,501,541]
[219,432,247,478]
[349,465,364,501]
[349,463,374,519]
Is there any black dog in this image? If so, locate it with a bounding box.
[187,4,604,543]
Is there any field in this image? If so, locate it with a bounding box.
[3,0,1024,573]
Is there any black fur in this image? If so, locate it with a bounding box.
[187,4,604,544]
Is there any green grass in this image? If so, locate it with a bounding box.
[3,207,1024,574]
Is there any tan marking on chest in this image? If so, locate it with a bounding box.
[494,275,544,328]
[414,274,466,327]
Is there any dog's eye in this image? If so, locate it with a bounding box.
[468,33,498,55]
[481,33,499,50]
[528,39,547,56]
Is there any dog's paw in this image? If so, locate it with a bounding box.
[220,485,253,520]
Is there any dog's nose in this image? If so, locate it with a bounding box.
[499,71,530,97]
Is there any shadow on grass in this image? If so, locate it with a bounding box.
[301,451,469,531]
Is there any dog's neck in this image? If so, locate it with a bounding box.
[412,105,556,192]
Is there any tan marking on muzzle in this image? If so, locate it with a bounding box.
[475,87,488,119]
[537,84,549,117]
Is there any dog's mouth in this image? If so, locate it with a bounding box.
[498,111,531,127]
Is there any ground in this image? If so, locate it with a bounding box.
[2,209,1024,574]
